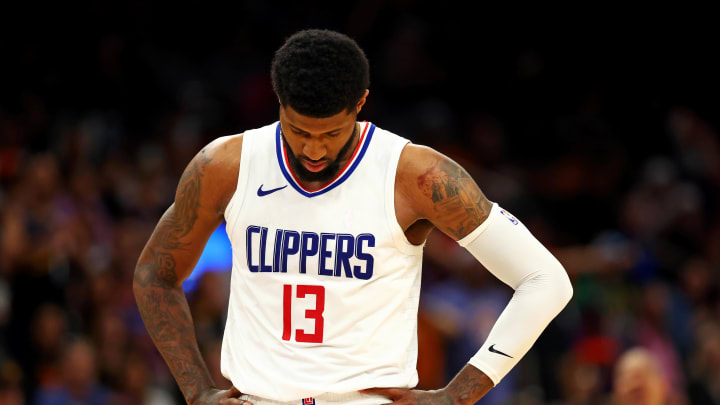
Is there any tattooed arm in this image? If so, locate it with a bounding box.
[377,144,571,405]
[133,135,248,405]
[397,145,493,241]
[362,145,494,405]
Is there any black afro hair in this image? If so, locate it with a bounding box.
[271,29,370,118]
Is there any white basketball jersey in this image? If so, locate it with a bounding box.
[221,121,424,401]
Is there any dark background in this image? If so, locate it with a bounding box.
[1,3,719,404]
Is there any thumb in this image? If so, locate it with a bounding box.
[227,386,243,397]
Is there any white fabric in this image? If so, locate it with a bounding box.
[240,391,391,405]
[457,203,573,385]
[222,121,424,401]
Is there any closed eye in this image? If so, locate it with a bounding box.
[288,124,344,137]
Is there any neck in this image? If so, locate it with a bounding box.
[333,121,360,170]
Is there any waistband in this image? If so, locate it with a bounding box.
[240,391,392,405]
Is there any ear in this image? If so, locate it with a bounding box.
[356,89,370,113]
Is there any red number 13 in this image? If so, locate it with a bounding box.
[282,284,325,343]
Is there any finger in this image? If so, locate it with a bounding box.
[220,399,253,405]
[360,387,408,399]
[227,386,243,397]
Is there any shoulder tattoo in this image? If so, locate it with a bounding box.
[416,157,492,239]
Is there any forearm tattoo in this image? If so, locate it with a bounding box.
[417,390,454,405]
[134,151,214,402]
[416,158,492,239]
[444,365,494,405]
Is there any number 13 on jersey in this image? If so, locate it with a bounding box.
[282,284,325,343]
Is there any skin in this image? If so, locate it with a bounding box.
[278,90,369,187]
[134,90,494,405]
[613,349,666,405]
[133,135,245,405]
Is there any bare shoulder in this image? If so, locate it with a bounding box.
[396,143,493,240]
[177,134,244,217]
[202,133,243,171]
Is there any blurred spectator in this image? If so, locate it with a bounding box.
[612,348,669,405]
[632,283,685,393]
[0,358,24,405]
[28,304,67,392]
[2,8,719,404]
[686,321,720,404]
[33,338,110,405]
[557,351,607,405]
[111,351,175,405]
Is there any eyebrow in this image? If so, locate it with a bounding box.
[288,123,343,135]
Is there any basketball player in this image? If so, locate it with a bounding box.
[133,29,573,405]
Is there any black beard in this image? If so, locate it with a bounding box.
[281,124,358,183]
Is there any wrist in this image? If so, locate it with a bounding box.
[444,364,494,405]
[188,387,219,405]
[442,387,469,405]
[436,388,461,405]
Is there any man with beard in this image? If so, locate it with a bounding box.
[133,29,573,405]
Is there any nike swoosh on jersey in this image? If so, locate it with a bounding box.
[488,344,513,358]
[257,184,288,197]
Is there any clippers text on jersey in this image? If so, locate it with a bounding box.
[245,226,375,279]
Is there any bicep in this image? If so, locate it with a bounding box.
[401,146,493,240]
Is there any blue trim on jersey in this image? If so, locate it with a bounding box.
[275,122,376,198]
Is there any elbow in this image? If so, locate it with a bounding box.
[132,270,142,301]
[552,264,573,310]
[133,261,180,295]
[522,262,573,314]
[132,263,150,300]
[559,269,573,307]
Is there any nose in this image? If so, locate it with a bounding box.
[303,138,327,161]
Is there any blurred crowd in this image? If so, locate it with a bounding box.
[1,4,720,404]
